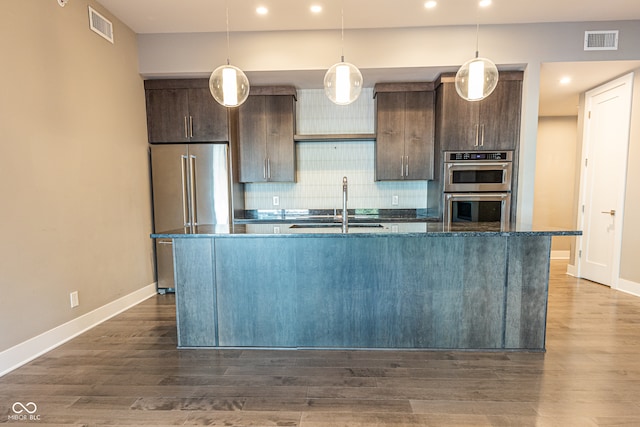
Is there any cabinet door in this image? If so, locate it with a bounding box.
[146,89,190,143]
[238,95,268,182]
[174,238,217,347]
[188,88,229,142]
[265,95,296,182]
[404,91,434,180]
[436,82,479,151]
[375,92,406,180]
[478,79,522,150]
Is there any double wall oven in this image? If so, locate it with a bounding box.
[443,151,513,228]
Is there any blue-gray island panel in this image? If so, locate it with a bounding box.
[169,232,555,350]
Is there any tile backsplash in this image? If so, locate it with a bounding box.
[243,88,428,210]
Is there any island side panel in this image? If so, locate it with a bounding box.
[295,237,398,348]
[430,235,508,349]
[215,237,298,347]
[358,235,507,349]
[504,235,552,350]
[214,234,508,349]
[173,238,217,347]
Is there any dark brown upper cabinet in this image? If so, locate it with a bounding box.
[144,79,229,144]
[374,83,435,181]
[237,86,297,183]
[436,72,523,151]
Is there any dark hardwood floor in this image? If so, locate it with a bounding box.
[2,261,640,426]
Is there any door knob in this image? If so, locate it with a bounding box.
[600,210,616,216]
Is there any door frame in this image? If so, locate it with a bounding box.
[575,72,634,288]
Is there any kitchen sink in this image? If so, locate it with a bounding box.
[289,223,384,229]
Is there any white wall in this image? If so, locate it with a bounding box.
[0,1,154,358]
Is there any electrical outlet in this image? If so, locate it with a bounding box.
[70,291,79,308]
[392,195,399,206]
[273,226,281,234]
[272,196,280,206]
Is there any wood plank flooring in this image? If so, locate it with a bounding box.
[2,261,640,426]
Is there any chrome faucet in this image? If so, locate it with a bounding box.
[342,176,348,233]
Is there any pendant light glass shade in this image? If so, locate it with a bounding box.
[209,64,250,107]
[454,57,498,101]
[324,61,363,105]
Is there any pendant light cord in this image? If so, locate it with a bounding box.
[475,22,480,58]
[475,5,480,58]
[340,2,345,62]
[225,4,231,65]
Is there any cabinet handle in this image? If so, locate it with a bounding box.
[189,116,194,138]
[401,156,405,177]
[405,156,409,177]
[184,116,189,139]
[263,159,267,179]
[480,124,485,147]
[474,124,480,147]
[267,158,271,179]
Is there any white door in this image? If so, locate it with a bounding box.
[578,73,634,286]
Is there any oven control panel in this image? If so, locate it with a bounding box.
[445,151,512,162]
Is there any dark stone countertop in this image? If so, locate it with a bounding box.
[152,221,582,238]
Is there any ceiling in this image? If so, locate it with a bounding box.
[96,0,640,116]
[96,0,640,34]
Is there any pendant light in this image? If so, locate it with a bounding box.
[209,5,250,107]
[324,3,362,105]
[454,3,498,101]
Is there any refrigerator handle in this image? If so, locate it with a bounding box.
[189,155,198,226]
[181,155,190,227]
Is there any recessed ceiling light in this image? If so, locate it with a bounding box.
[560,76,572,85]
[424,1,437,9]
[256,6,268,15]
[310,5,322,13]
[479,0,492,7]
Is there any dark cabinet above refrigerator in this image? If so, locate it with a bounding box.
[144,79,230,144]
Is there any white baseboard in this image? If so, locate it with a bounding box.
[617,278,640,298]
[550,250,570,260]
[566,263,578,277]
[0,283,157,377]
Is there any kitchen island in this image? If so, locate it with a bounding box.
[152,222,580,351]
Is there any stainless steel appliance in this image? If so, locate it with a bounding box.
[443,151,512,193]
[151,144,232,292]
[443,151,513,227]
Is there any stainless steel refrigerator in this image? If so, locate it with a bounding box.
[150,143,233,292]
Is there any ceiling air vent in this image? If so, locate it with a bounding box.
[88,6,114,44]
[584,30,618,51]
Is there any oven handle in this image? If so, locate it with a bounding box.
[446,162,510,169]
[444,192,510,201]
